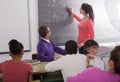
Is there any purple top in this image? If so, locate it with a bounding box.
[67,67,120,82]
[37,39,66,62]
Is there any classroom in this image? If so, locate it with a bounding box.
[0,0,120,82]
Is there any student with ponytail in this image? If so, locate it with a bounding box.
[0,39,33,82]
[69,3,95,55]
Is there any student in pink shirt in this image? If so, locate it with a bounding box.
[67,45,120,82]
[69,3,95,55]
[0,39,33,82]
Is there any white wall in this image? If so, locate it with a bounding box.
[0,0,31,52]
[0,0,39,62]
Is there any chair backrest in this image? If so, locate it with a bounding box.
[32,54,38,60]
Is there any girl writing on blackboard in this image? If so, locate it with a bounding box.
[69,3,95,55]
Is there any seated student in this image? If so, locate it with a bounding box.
[67,45,120,82]
[44,40,87,82]
[84,39,111,70]
[37,25,66,62]
[0,39,33,82]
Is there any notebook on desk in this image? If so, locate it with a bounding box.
[23,59,40,65]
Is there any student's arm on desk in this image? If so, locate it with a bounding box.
[44,58,63,72]
[54,53,62,60]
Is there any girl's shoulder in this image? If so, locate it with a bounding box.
[84,67,102,73]
[0,60,12,64]
[87,18,93,23]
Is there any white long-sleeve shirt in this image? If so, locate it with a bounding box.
[89,46,111,70]
[45,54,87,82]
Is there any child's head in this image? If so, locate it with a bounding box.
[109,46,120,75]
[8,39,24,57]
[65,40,78,54]
[84,39,99,55]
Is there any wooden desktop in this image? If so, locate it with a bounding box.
[0,61,63,82]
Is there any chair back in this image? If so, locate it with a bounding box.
[32,54,38,60]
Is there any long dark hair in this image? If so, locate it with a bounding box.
[8,39,23,55]
[81,3,94,22]
[110,46,120,75]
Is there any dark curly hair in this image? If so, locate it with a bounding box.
[65,40,77,54]
[8,39,23,55]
